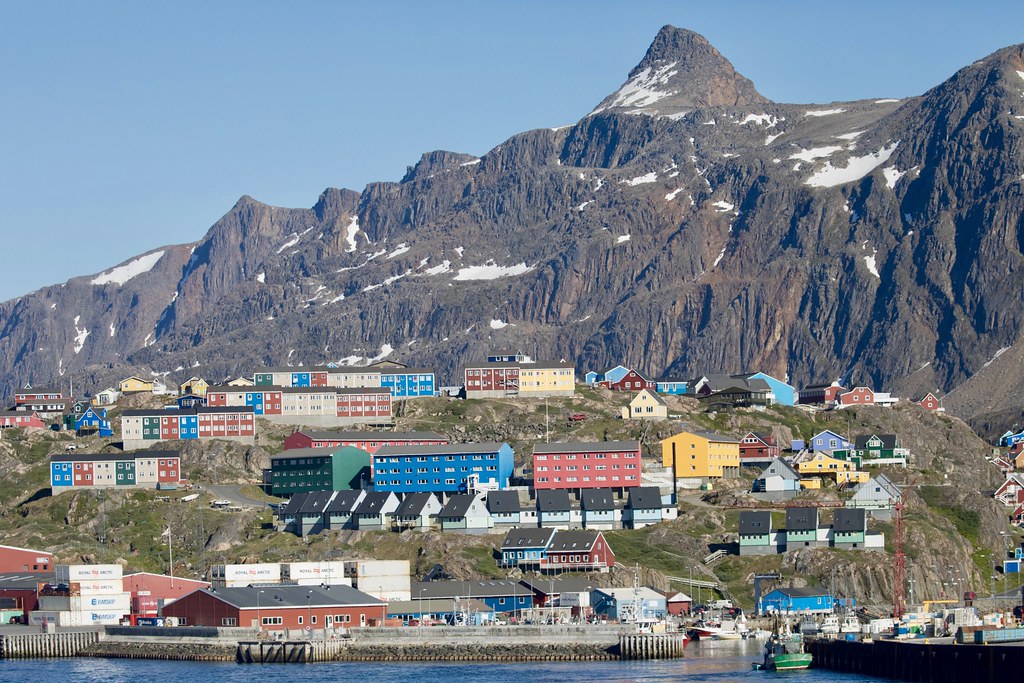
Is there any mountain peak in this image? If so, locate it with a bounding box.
[591,25,769,116]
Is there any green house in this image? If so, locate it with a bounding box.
[832,508,867,549]
[854,434,899,459]
[739,511,777,555]
[116,460,136,486]
[270,446,371,497]
[784,507,820,549]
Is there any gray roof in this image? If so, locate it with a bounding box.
[501,527,556,549]
[757,458,801,481]
[207,385,390,396]
[254,366,382,375]
[832,508,867,532]
[537,489,571,512]
[486,490,520,513]
[738,510,773,534]
[412,580,533,600]
[687,430,741,444]
[581,489,615,511]
[120,406,255,417]
[394,492,437,517]
[533,441,639,455]
[203,584,383,608]
[547,530,601,552]
[324,490,364,514]
[271,446,369,461]
[0,572,56,590]
[281,492,310,515]
[518,576,599,595]
[50,450,179,463]
[386,597,492,615]
[289,430,446,443]
[375,443,507,457]
[854,434,899,450]
[626,486,663,510]
[637,389,668,406]
[354,491,394,515]
[438,494,484,519]
[786,507,819,531]
[298,490,336,516]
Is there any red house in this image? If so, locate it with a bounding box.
[463,362,520,398]
[837,386,875,407]
[739,432,780,463]
[916,392,943,411]
[0,544,52,573]
[664,591,693,616]
[532,441,642,491]
[600,370,655,392]
[540,530,614,573]
[283,430,448,453]
[0,411,46,429]
[13,388,63,406]
[798,383,845,405]
[123,572,210,616]
[161,585,386,631]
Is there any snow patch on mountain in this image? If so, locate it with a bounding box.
[344,216,360,252]
[453,262,533,281]
[789,146,842,162]
[805,143,898,188]
[90,251,165,286]
[590,61,679,114]
[805,108,846,117]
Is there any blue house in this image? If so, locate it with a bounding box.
[412,580,534,613]
[537,489,572,529]
[747,372,796,406]
[758,587,838,614]
[809,430,851,452]
[370,361,436,399]
[500,527,556,568]
[585,365,630,385]
[176,394,207,410]
[655,378,689,395]
[372,442,514,494]
[1003,431,1024,447]
[625,486,665,529]
[580,489,617,529]
[74,407,113,438]
[487,490,522,527]
[592,587,668,620]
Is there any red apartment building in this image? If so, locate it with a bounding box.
[532,441,642,490]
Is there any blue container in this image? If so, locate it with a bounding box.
[1004,560,1021,574]
[845,633,856,641]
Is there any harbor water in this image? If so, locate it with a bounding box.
[0,639,887,682]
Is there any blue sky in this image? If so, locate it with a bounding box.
[2,1,1023,302]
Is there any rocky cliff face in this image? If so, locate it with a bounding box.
[3,27,1024,425]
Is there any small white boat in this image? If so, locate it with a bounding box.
[819,614,840,635]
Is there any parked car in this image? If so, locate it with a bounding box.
[567,413,587,422]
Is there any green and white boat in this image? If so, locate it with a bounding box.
[752,630,813,671]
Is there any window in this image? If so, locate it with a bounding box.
[298,616,304,625]
[221,617,237,626]
[261,616,283,626]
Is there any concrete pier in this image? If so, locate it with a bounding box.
[618,633,686,659]
[0,632,99,659]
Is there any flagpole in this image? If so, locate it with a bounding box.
[168,526,174,588]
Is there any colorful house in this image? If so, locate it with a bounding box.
[600,369,655,392]
[369,361,436,399]
[784,508,820,550]
[205,385,393,426]
[74,406,113,437]
[500,528,557,569]
[269,446,371,496]
[392,492,442,532]
[624,486,666,529]
[437,493,492,533]
[282,430,448,453]
[464,361,575,399]
[0,410,46,429]
[585,365,630,386]
[759,587,836,615]
[798,382,845,406]
[119,377,155,394]
[352,491,400,530]
[794,451,868,484]
[837,386,875,407]
[832,508,868,549]
[747,372,796,406]
[580,489,618,529]
[622,389,668,420]
[752,458,801,493]
[120,406,256,450]
[253,366,382,389]
[738,511,777,555]
[809,430,851,452]
[592,587,666,620]
[371,442,515,494]
[50,451,182,493]
[994,474,1024,507]
[487,490,522,528]
[916,392,944,411]
[412,580,534,613]
[536,489,572,529]
[227,377,255,387]
[179,377,209,397]
[176,394,207,410]
[541,530,614,573]
[532,441,642,491]
[740,432,781,464]
[697,378,773,411]
[661,430,741,480]
[13,387,64,407]
[324,490,366,531]
[655,378,689,395]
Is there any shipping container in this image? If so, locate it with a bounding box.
[76,592,131,614]
[292,577,353,587]
[281,561,347,583]
[56,564,123,582]
[560,591,590,608]
[210,563,281,585]
[353,575,411,601]
[28,610,83,627]
[347,560,410,578]
[975,626,1024,644]
[71,580,124,595]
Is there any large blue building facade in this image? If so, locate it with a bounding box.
[748,372,796,406]
[372,442,514,494]
[379,369,436,398]
[758,587,840,614]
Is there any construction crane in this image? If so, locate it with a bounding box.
[893,478,917,619]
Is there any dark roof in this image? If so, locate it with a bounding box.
[438,494,485,519]
[533,441,639,454]
[120,406,255,417]
[523,361,574,370]
[289,430,446,442]
[774,586,832,598]
[354,491,394,515]
[581,489,615,511]
[386,597,492,615]
[518,576,599,595]
[636,389,667,406]
[655,377,689,384]
[802,382,839,390]
[0,572,56,590]
[255,366,382,375]
[374,443,507,457]
[627,486,663,510]
[271,446,369,461]
[500,527,556,549]
[412,580,532,600]
[786,507,819,531]
[854,434,899,450]
[486,490,520,513]
[686,430,741,444]
[738,511,773,534]
[394,492,437,517]
[206,385,390,396]
[203,584,383,608]
[50,450,179,463]
[832,508,867,532]
[298,490,336,515]
[537,489,571,512]
[281,492,310,515]
[547,530,601,552]
[324,490,364,514]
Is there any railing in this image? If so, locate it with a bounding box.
[703,550,727,565]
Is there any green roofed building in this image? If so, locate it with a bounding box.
[270,446,371,496]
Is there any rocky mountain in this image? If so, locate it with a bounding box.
[4,26,1024,427]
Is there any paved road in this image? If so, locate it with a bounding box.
[204,484,274,508]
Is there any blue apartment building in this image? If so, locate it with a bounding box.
[371,442,514,494]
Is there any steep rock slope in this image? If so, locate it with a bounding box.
[2,27,1024,420]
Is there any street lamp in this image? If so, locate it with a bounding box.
[256,589,265,634]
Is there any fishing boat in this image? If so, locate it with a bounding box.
[818,613,840,635]
[752,621,813,671]
[839,611,861,635]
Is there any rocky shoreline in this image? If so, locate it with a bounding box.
[81,641,236,662]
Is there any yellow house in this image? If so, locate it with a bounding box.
[227,376,255,387]
[119,376,155,394]
[518,362,575,397]
[179,377,209,396]
[622,389,668,420]
[796,451,869,484]
[661,430,740,479]
[799,477,823,490]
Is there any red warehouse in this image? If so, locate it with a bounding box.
[0,545,52,573]
[463,362,520,398]
[0,411,46,429]
[161,584,386,631]
[837,387,875,407]
[122,572,210,615]
[532,441,642,491]
[283,430,448,453]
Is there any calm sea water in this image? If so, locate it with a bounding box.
[0,640,884,682]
